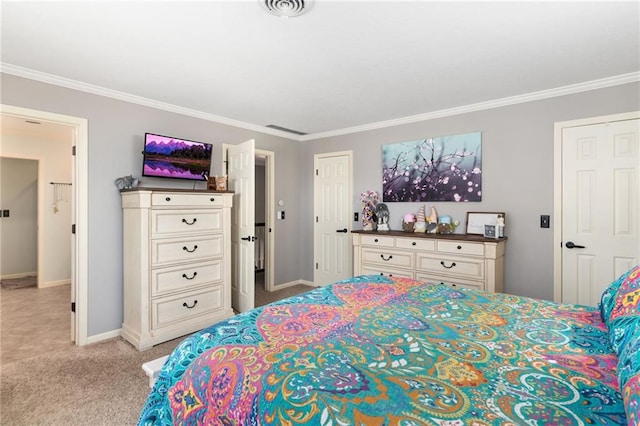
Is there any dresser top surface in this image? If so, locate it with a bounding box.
[352,229,506,243]
[120,187,233,194]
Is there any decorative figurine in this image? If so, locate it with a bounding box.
[496,214,505,238]
[114,175,140,190]
[428,206,438,227]
[402,213,416,232]
[414,205,427,233]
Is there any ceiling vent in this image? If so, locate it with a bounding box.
[262,0,313,18]
[266,124,307,135]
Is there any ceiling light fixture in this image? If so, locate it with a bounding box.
[262,0,313,18]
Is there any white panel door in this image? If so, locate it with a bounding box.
[561,118,639,306]
[314,152,352,286]
[229,139,255,312]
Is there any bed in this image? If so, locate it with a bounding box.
[138,267,640,425]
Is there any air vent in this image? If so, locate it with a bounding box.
[265,124,307,135]
[262,0,313,18]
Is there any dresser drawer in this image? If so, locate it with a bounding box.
[362,248,414,269]
[416,254,485,279]
[395,237,435,251]
[362,265,414,279]
[151,209,223,236]
[416,272,484,291]
[151,285,224,330]
[360,235,395,248]
[436,240,484,256]
[151,235,223,266]
[152,193,226,207]
[152,260,223,296]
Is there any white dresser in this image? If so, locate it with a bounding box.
[121,188,234,350]
[353,230,506,293]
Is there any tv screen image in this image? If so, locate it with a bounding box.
[142,133,213,181]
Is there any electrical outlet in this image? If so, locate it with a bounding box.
[540,214,550,228]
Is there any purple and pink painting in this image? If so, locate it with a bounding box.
[382,132,482,202]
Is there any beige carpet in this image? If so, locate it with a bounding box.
[1,337,180,425]
[1,280,315,425]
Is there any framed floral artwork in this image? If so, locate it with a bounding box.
[382,132,482,202]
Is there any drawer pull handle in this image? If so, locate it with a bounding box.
[182,300,198,309]
[412,242,417,246]
[182,272,198,280]
[183,245,198,253]
[182,218,197,225]
[165,197,171,202]
[210,197,215,202]
[374,238,379,242]
[379,273,393,277]
[441,261,456,269]
[457,245,462,250]
[380,254,393,261]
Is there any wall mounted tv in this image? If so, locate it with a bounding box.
[142,133,213,181]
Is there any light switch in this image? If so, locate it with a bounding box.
[540,215,550,228]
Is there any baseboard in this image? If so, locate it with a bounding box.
[39,279,71,288]
[272,279,316,290]
[0,272,37,280]
[85,328,121,345]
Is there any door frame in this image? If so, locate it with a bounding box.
[1,104,89,345]
[553,110,640,302]
[313,150,353,286]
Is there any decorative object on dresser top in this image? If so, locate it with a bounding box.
[466,211,506,236]
[352,230,505,292]
[120,188,233,350]
[137,269,640,424]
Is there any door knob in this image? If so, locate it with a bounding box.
[565,241,586,249]
[336,228,348,233]
[241,236,256,241]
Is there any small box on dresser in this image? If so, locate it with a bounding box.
[121,188,234,350]
[352,230,506,293]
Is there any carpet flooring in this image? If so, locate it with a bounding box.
[0,277,315,425]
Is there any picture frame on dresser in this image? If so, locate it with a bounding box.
[466,211,505,235]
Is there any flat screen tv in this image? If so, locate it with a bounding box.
[142,133,213,181]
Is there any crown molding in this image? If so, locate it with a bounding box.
[0,63,301,141]
[300,72,640,141]
[2,63,637,143]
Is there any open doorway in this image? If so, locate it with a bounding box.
[254,150,275,299]
[0,105,88,346]
[0,128,73,364]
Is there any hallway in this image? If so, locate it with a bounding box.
[1,284,71,365]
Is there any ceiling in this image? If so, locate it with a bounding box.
[1,1,639,140]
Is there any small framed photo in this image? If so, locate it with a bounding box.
[207,177,217,190]
[484,224,496,238]
[466,212,505,235]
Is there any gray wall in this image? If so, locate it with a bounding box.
[1,73,303,336]
[0,158,38,276]
[300,82,640,301]
[2,71,638,337]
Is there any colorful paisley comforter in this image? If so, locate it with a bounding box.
[138,275,627,425]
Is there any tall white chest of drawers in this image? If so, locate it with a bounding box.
[353,230,506,293]
[121,189,234,350]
